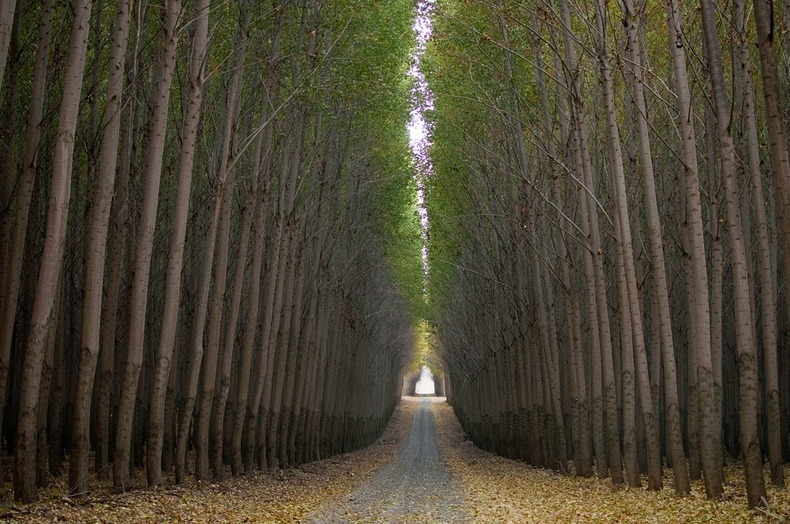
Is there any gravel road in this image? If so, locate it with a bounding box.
[308,398,467,523]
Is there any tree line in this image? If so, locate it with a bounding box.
[425,0,789,509]
[0,0,422,503]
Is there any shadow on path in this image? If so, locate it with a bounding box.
[308,398,467,523]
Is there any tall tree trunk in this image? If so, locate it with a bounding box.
[195,181,234,481]
[230,115,275,475]
[13,0,93,503]
[96,2,149,478]
[752,0,790,318]
[146,0,209,488]
[212,189,253,478]
[70,0,133,496]
[194,8,248,478]
[0,0,52,479]
[612,206,640,487]
[622,0,688,492]
[704,98,724,475]
[700,0,767,507]
[558,0,612,480]
[751,0,788,488]
[113,0,181,491]
[174,190,221,483]
[664,0,722,498]
[734,0,782,488]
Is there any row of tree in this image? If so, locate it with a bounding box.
[425,0,789,509]
[0,0,422,503]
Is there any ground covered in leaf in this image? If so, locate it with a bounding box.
[0,400,416,523]
[433,401,790,523]
[2,398,789,522]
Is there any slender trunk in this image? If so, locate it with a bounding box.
[195,182,234,481]
[195,10,248,478]
[212,193,254,478]
[146,0,209,488]
[174,189,221,483]
[36,292,58,487]
[622,0,687,492]
[752,0,790,330]
[700,0,766,507]
[13,0,93,503]
[230,115,274,475]
[0,0,52,476]
[114,0,181,491]
[664,0,722,498]
[751,0,787,488]
[70,0,133,496]
[0,3,20,314]
[613,206,640,487]
[558,0,610,479]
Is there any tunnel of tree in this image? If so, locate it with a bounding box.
[0,0,788,511]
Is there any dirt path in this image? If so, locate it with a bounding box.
[309,398,467,523]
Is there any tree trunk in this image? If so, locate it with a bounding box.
[113,0,181,491]
[734,0,782,488]
[230,120,275,475]
[751,0,788,488]
[146,0,209,488]
[558,0,611,480]
[622,0,687,492]
[664,0,722,498]
[700,0,767,507]
[13,0,93,503]
[70,0,132,496]
[195,10,248,477]
[174,179,222,482]
[0,0,18,96]
[0,0,52,480]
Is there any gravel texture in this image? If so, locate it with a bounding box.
[309,397,467,523]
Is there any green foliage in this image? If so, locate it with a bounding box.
[310,0,426,320]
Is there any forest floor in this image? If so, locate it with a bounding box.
[1,397,788,522]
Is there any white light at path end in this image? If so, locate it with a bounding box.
[415,365,436,396]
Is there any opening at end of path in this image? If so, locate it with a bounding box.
[403,365,445,397]
[415,365,435,395]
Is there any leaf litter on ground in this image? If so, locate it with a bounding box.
[433,401,789,523]
[0,400,416,523]
[1,397,788,523]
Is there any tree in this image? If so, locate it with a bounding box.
[146,0,209,488]
[114,0,181,491]
[14,0,93,503]
[700,0,766,507]
[70,0,132,496]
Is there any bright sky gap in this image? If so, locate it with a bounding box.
[408,0,435,299]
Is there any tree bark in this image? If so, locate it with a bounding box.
[70,0,133,496]
[751,0,788,488]
[14,0,93,503]
[0,0,52,480]
[114,0,181,491]
[700,0,767,507]
[622,0,687,492]
[733,0,783,489]
[664,0,722,498]
[146,0,209,488]
[0,0,18,96]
